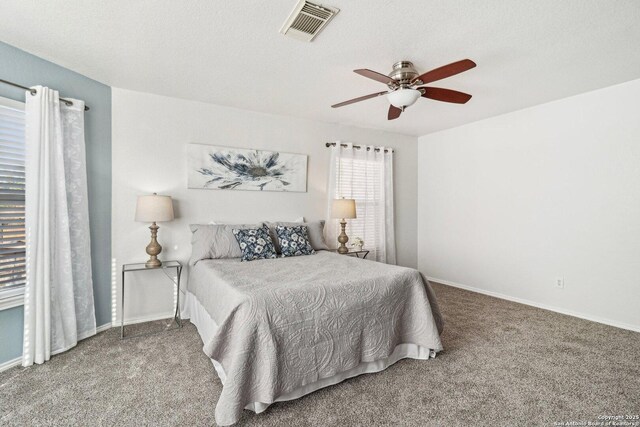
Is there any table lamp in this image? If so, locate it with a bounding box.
[135,193,174,267]
[331,198,357,254]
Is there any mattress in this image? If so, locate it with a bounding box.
[182,251,443,425]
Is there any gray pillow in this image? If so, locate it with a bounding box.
[265,220,329,253]
[189,223,262,265]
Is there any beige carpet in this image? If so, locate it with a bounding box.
[1,283,638,426]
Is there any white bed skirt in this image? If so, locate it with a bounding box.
[182,290,437,415]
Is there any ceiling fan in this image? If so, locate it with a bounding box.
[331,59,476,120]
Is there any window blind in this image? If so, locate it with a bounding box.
[334,157,382,256]
[0,99,25,290]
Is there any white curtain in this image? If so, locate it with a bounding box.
[326,142,396,264]
[23,87,96,366]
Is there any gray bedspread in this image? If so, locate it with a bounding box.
[188,251,444,425]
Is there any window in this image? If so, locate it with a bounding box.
[0,96,26,296]
[334,155,383,257]
[328,144,396,264]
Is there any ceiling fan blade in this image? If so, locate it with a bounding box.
[388,105,402,120]
[420,87,472,104]
[331,91,388,108]
[354,69,397,86]
[412,59,476,84]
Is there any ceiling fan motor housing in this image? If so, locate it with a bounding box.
[387,61,421,88]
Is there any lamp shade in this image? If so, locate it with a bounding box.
[331,198,357,219]
[387,88,421,108]
[135,193,174,222]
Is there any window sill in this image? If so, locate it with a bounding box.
[0,286,25,310]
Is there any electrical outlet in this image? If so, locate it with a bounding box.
[555,277,564,289]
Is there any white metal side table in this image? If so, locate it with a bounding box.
[329,249,370,259]
[121,260,183,339]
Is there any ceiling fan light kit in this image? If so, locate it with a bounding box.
[387,88,421,109]
[331,58,477,120]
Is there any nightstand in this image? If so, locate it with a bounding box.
[121,260,183,339]
[329,249,370,259]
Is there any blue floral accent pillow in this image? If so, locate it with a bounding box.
[275,225,316,258]
[232,225,278,261]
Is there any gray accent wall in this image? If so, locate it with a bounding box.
[0,307,23,363]
[0,41,112,365]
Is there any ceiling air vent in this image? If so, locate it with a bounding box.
[280,1,339,42]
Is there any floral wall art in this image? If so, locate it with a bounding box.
[187,143,308,192]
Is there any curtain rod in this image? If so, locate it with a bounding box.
[0,78,90,111]
[325,142,394,153]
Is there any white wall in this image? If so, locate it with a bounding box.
[112,88,417,323]
[417,78,640,331]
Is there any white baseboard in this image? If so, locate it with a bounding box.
[112,311,175,327]
[0,356,21,372]
[75,322,113,341]
[95,323,113,334]
[428,276,640,333]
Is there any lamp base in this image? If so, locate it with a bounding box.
[145,222,163,268]
[145,257,162,268]
[337,219,349,254]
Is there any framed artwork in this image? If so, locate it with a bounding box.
[187,143,307,192]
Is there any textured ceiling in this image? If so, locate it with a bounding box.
[1,1,639,136]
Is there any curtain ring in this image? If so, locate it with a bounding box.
[29,88,37,96]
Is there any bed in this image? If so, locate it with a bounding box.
[182,247,443,425]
